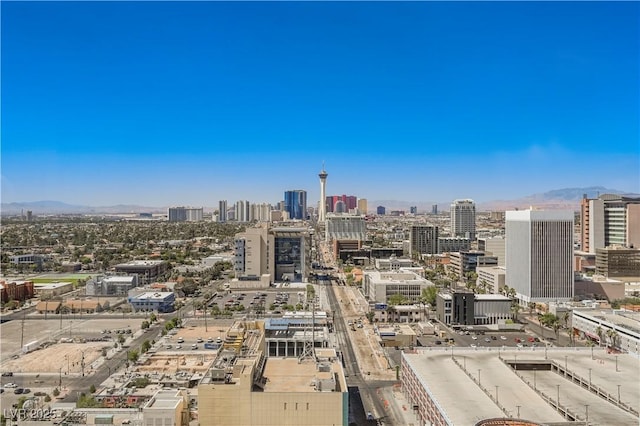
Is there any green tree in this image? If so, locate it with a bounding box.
[141,320,150,330]
[420,286,438,307]
[89,384,96,394]
[388,293,409,306]
[52,388,60,397]
[127,350,139,363]
[141,340,151,353]
[149,313,157,323]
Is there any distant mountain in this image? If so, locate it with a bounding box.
[1,200,166,215]
[478,187,639,211]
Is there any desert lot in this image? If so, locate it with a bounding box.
[0,317,145,365]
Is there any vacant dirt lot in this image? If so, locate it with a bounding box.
[2,342,111,374]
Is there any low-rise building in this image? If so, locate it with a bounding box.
[86,275,139,296]
[572,308,640,354]
[142,389,189,426]
[476,266,506,294]
[114,260,168,285]
[363,269,432,304]
[128,292,175,313]
[436,291,511,326]
[377,324,417,347]
[371,303,426,323]
[34,281,73,298]
[374,256,413,271]
[62,299,103,314]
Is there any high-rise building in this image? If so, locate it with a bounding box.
[431,205,438,215]
[410,206,418,215]
[218,200,228,223]
[284,190,307,220]
[506,210,574,303]
[318,165,328,222]
[168,207,203,222]
[235,200,251,222]
[357,198,368,215]
[334,200,346,213]
[409,225,439,256]
[376,206,386,215]
[581,193,640,253]
[450,199,476,240]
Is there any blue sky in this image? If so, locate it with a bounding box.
[2,1,638,207]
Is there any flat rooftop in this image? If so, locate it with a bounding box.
[403,347,639,426]
[262,357,343,393]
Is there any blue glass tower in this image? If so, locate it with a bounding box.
[284,190,307,220]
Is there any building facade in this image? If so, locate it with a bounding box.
[218,200,228,223]
[595,246,640,279]
[581,193,640,253]
[450,199,476,240]
[114,260,168,286]
[284,190,307,220]
[363,269,432,304]
[506,210,574,304]
[409,225,439,256]
[128,292,175,313]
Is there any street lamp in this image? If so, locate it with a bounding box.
[478,369,481,386]
[588,368,592,388]
[617,384,621,404]
[615,355,619,372]
[495,385,499,404]
[585,404,589,425]
[534,369,537,390]
[516,405,521,418]
[556,384,560,408]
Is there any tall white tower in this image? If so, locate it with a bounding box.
[318,163,328,222]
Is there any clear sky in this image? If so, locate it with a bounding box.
[2,1,638,207]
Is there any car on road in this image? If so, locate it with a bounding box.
[1,372,13,376]
[484,337,491,343]
[196,338,203,343]
[14,388,24,394]
[177,338,184,343]
[22,388,30,394]
[176,345,182,349]
[191,344,198,350]
[4,383,17,388]
[471,336,478,340]
[500,336,507,340]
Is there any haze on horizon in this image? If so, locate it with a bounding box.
[2,2,638,206]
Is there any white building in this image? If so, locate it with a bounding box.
[142,388,189,426]
[218,200,228,223]
[235,200,251,222]
[325,214,366,241]
[506,210,574,304]
[450,199,476,240]
[572,308,640,355]
[374,256,413,271]
[86,275,138,296]
[476,266,506,294]
[363,269,432,304]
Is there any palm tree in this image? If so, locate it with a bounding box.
[528,302,536,316]
[551,320,561,341]
[511,303,522,321]
[595,326,604,347]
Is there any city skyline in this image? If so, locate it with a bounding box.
[2,2,638,206]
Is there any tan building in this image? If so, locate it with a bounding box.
[198,321,347,426]
[34,281,73,298]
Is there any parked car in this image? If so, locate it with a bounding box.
[4,383,17,388]
[14,388,24,394]
[1,372,13,377]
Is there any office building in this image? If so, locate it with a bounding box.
[436,291,511,325]
[376,206,386,215]
[409,206,417,215]
[581,193,640,253]
[284,190,307,220]
[234,226,271,285]
[431,204,438,215]
[218,200,228,223]
[0,280,35,303]
[409,225,439,256]
[334,200,346,213]
[476,266,506,294]
[362,269,432,304]
[114,260,168,285]
[86,275,139,296]
[128,291,175,313]
[477,237,506,266]
[506,210,574,303]
[450,199,476,240]
[448,251,498,278]
[437,237,471,254]
[595,246,640,279]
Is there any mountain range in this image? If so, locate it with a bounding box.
[1,187,638,215]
